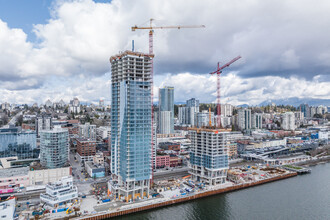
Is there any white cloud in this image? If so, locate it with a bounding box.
[156,72,330,106]
[0,0,330,105]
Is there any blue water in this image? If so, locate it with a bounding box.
[113,163,330,220]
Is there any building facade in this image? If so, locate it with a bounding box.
[109,51,152,202]
[79,123,96,140]
[281,112,295,131]
[96,126,111,141]
[238,108,251,131]
[69,97,80,114]
[189,128,229,185]
[299,104,310,118]
[252,113,262,129]
[195,111,215,128]
[159,111,172,134]
[220,104,233,116]
[40,176,78,207]
[158,86,174,134]
[155,155,170,168]
[76,138,96,162]
[0,126,38,159]
[35,114,52,137]
[40,126,69,169]
[178,98,199,126]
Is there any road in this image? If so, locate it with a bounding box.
[153,167,190,180]
[7,110,22,126]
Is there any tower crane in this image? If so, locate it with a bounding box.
[131,19,205,180]
[209,56,241,128]
[132,19,205,54]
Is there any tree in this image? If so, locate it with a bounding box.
[275,120,281,128]
[17,115,23,126]
[313,113,323,119]
[2,115,8,125]
[86,114,91,123]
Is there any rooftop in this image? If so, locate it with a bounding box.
[76,138,96,143]
[0,166,29,177]
[188,127,232,133]
[86,161,105,169]
[110,50,154,62]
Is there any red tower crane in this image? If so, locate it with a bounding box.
[210,56,241,128]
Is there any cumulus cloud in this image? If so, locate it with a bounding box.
[0,0,329,105]
[156,72,330,106]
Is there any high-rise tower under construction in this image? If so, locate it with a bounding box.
[109,50,153,202]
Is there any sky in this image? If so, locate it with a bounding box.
[0,0,329,106]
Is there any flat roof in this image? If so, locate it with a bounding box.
[0,167,29,177]
[188,127,232,133]
[110,50,154,62]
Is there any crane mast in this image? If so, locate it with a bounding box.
[209,56,242,128]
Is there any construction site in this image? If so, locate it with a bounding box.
[14,163,297,219]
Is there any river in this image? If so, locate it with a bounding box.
[113,163,330,220]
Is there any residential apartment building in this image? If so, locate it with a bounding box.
[40,126,69,169]
[69,97,80,114]
[189,128,229,185]
[159,111,172,134]
[35,114,52,137]
[109,50,152,202]
[76,138,96,162]
[79,122,96,140]
[158,86,174,134]
[221,104,233,116]
[178,98,199,126]
[238,108,251,131]
[281,112,295,131]
[195,110,215,128]
[96,126,111,141]
[252,113,262,129]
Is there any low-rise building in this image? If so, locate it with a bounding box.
[76,138,96,162]
[29,165,72,186]
[155,155,170,168]
[158,142,180,151]
[93,153,104,165]
[40,176,78,207]
[96,126,111,141]
[227,142,238,159]
[0,197,16,220]
[85,161,105,178]
[169,155,182,167]
[0,167,29,191]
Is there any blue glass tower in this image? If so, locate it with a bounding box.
[109,51,153,201]
[0,126,38,159]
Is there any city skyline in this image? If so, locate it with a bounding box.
[0,0,330,106]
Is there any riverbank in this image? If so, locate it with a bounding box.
[297,155,330,166]
[75,172,297,220]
